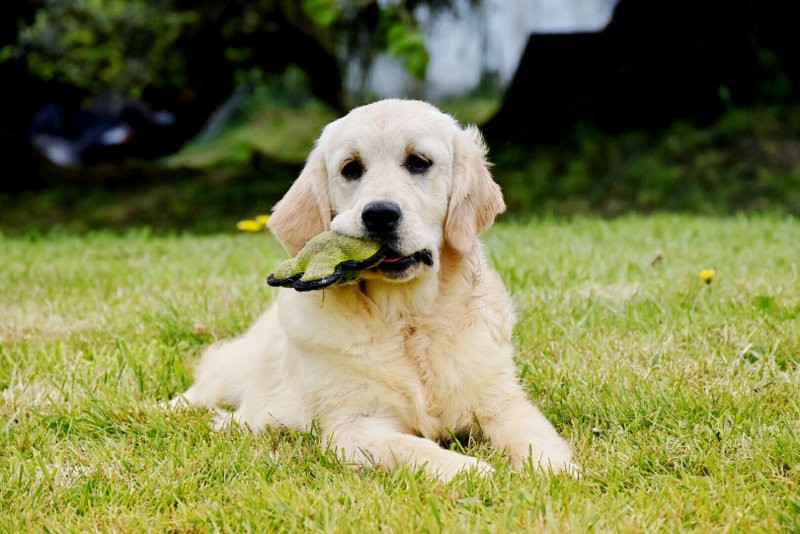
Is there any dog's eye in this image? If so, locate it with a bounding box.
[404,154,432,175]
[341,160,364,180]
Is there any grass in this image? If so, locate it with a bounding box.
[164,100,337,168]
[1,214,799,531]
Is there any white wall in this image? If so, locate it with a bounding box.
[344,0,618,100]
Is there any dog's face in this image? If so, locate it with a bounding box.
[268,99,505,283]
[323,101,457,282]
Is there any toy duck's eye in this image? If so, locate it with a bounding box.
[404,154,432,175]
[341,160,364,180]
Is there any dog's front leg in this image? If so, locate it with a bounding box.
[324,414,492,482]
[481,396,579,477]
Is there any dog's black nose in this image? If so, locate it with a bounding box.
[362,201,402,235]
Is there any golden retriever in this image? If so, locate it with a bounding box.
[173,99,576,481]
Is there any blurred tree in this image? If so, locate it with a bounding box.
[18,0,196,97]
[4,0,342,135]
[3,0,797,189]
[4,0,432,119]
[0,0,433,187]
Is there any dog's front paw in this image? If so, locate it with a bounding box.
[163,395,189,410]
[530,450,581,479]
[543,459,581,479]
[430,453,493,483]
[507,441,580,478]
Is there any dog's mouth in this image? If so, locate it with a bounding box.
[374,248,434,274]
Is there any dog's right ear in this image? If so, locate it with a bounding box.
[267,146,331,256]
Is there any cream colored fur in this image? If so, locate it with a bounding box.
[173,99,577,481]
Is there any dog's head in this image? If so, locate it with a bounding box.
[268,99,505,283]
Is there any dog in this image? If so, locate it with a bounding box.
[172,99,577,481]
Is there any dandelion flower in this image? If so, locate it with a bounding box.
[237,219,264,232]
[699,268,716,284]
[255,214,270,225]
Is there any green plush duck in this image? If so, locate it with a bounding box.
[267,231,385,291]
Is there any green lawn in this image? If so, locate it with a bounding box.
[1,215,799,531]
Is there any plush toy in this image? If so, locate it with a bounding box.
[267,231,385,291]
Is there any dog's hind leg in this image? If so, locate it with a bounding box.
[171,307,279,412]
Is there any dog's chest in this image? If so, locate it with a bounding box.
[399,320,483,433]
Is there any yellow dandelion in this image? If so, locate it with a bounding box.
[255,214,270,226]
[237,219,264,232]
[699,268,716,284]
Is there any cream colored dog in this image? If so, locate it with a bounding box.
[173,99,576,481]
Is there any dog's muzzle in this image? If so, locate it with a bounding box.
[362,200,402,238]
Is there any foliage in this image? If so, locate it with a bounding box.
[166,88,336,167]
[302,0,340,29]
[16,0,197,97]
[382,8,429,79]
[1,216,798,530]
[496,105,800,216]
[7,0,431,99]
[306,0,430,80]
[3,103,798,236]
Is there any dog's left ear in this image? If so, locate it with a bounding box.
[445,125,506,254]
[268,146,331,256]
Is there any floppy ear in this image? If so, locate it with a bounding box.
[445,125,506,254]
[267,146,331,256]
